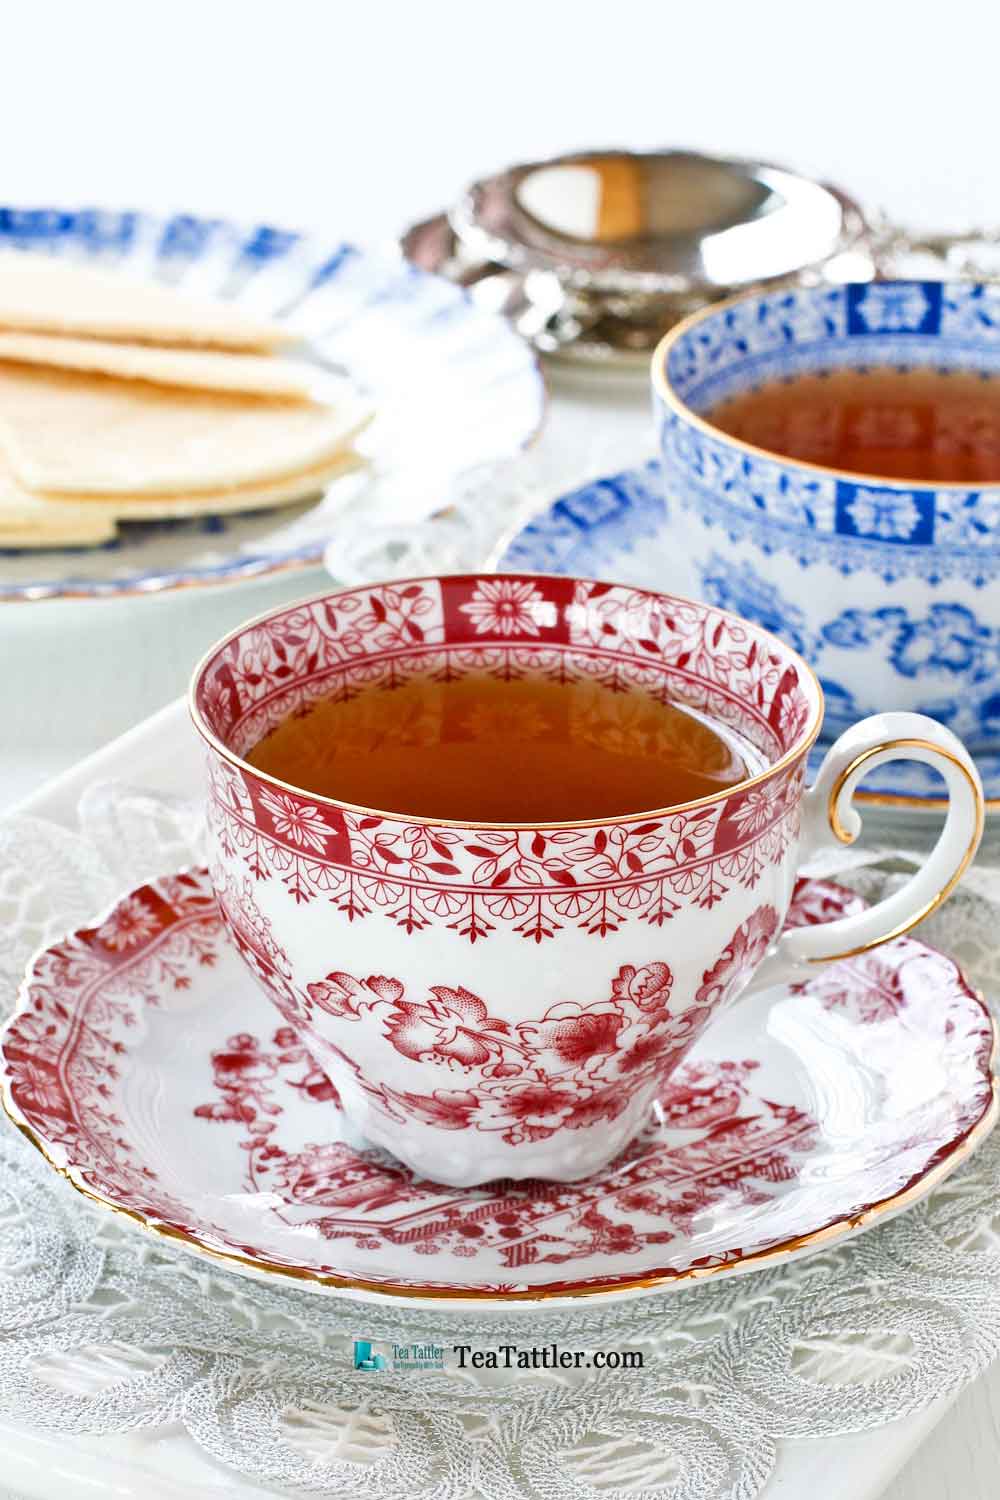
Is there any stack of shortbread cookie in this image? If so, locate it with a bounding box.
[0,254,372,548]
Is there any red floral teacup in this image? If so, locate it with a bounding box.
[191,574,983,1186]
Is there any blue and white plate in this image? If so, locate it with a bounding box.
[0,208,545,602]
[498,459,1000,811]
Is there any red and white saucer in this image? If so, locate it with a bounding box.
[1,869,995,1309]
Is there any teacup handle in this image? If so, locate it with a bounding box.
[744,712,984,995]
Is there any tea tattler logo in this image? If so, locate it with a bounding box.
[353,1340,389,1371]
[353,1338,444,1372]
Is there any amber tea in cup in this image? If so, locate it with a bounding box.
[245,672,760,822]
[707,367,1000,484]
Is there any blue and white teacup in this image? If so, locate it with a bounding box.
[652,281,1000,750]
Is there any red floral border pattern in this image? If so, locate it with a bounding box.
[194,576,815,761]
[195,575,815,938]
[193,573,815,936]
[0,872,240,1243]
[207,752,804,940]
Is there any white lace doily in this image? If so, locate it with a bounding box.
[0,781,999,1498]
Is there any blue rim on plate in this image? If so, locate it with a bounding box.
[0,207,545,603]
[497,459,1000,811]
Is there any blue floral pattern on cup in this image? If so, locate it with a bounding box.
[656,280,1000,585]
[847,282,941,335]
[697,552,1000,743]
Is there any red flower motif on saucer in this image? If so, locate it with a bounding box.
[796,954,907,1024]
[95,894,160,951]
